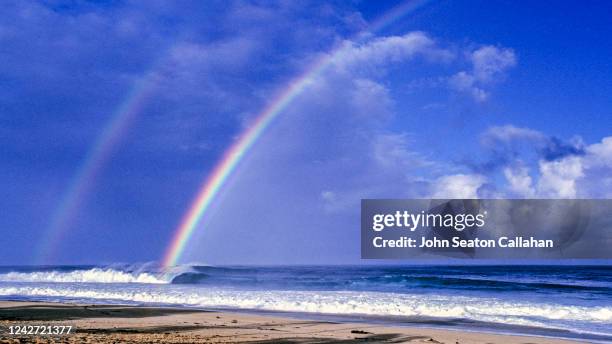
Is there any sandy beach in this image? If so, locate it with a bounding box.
[0,301,586,344]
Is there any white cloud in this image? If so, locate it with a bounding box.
[349,79,394,122]
[494,133,612,198]
[471,46,517,82]
[449,71,489,101]
[482,125,545,146]
[574,136,612,198]
[431,174,486,199]
[585,136,612,168]
[372,133,432,169]
[330,31,453,74]
[450,46,516,102]
[537,156,584,198]
[504,165,535,197]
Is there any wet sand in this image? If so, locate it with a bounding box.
[0,301,585,343]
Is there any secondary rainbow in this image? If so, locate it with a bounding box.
[36,70,161,263]
[162,0,431,267]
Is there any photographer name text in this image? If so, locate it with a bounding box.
[373,236,554,248]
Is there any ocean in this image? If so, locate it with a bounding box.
[0,265,610,342]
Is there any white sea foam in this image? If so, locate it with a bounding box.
[0,284,609,331]
[0,268,169,284]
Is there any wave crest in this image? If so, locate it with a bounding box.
[0,268,169,284]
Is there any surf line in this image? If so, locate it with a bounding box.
[162,0,434,267]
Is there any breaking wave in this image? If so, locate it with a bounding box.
[0,268,170,284]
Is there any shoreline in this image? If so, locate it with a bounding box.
[0,300,590,343]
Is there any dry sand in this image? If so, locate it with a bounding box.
[0,301,585,343]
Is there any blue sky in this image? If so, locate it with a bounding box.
[1,1,611,265]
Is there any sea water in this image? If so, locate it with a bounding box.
[0,265,610,342]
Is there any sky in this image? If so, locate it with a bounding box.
[1,0,611,265]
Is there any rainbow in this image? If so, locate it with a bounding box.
[162,0,432,267]
[36,70,161,263]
